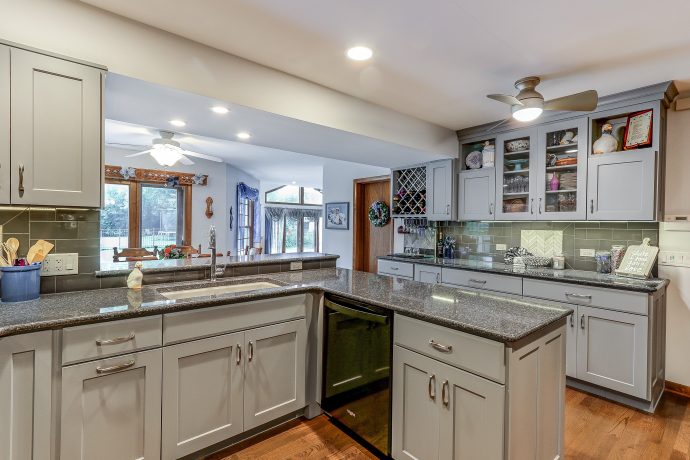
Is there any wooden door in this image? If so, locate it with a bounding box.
[392,345,442,460]
[427,159,456,220]
[587,148,657,221]
[244,319,307,430]
[0,331,52,460]
[10,48,103,207]
[576,305,648,398]
[354,176,392,272]
[162,332,244,459]
[0,45,9,205]
[458,169,495,221]
[60,349,162,460]
[495,128,538,221]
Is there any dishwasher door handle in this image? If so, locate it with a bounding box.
[324,299,389,324]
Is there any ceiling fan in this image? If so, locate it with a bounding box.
[487,77,598,123]
[112,130,223,167]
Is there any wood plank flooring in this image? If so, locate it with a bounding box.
[209,388,690,459]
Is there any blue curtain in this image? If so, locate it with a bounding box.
[237,182,261,250]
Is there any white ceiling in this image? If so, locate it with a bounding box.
[83,0,690,130]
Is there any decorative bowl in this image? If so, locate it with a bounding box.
[505,158,529,171]
[522,256,553,267]
[505,139,530,152]
[465,150,483,169]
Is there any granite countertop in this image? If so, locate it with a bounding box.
[379,255,668,293]
[96,252,339,277]
[0,268,571,345]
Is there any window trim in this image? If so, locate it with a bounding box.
[268,214,322,254]
[237,197,254,253]
[265,185,322,206]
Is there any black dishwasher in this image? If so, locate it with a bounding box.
[321,294,392,457]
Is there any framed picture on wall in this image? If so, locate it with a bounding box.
[325,202,350,230]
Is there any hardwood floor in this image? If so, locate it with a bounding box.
[208,388,690,459]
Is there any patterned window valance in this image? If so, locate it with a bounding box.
[104,165,208,186]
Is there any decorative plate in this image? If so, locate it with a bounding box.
[505,159,529,171]
[506,139,530,152]
[466,150,483,169]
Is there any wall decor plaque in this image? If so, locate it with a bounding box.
[623,109,653,150]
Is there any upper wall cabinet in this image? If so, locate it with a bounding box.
[3,45,104,208]
[426,159,456,220]
[495,128,538,220]
[458,168,495,221]
[392,159,457,220]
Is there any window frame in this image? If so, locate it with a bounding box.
[237,197,254,253]
[268,213,322,254]
[265,185,322,206]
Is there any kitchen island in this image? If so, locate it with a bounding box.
[0,268,569,459]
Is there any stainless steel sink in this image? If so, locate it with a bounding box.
[160,281,281,300]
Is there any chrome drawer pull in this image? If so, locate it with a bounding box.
[429,340,453,353]
[565,292,592,300]
[96,359,135,374]
[468,278,487,284]
[248,341,254,362]
[569,314,574,327]
[96,332,135,346]
[442,380,450,407]
[236,344,242,365]
[390,267,399,271]
[580,314,585,330]
[428,374,436,400]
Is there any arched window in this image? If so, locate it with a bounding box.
[265,186,322,206]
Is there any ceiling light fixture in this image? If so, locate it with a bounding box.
[237,132,251,140]
[291,181,297,185]
[150,144,183,167]
[169,119,186,127]
[511,106,543,122]
[211,106,229,114]
[346,46,373,61]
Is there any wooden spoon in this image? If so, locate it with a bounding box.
[27,240,54,264]
[5,237,19,263]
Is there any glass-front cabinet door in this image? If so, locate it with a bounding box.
[495,128,537,220]
[536,118,588,220]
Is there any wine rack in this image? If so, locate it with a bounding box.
[392,166,427,216]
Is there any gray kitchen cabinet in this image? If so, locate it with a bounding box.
[427,159,456,220]
[458,169,495,221]
[566,312,577,378]
[576,305,648,399]
[495,128,538,221]
[10,47,103,207]
[162,332,245,459]
[0,45,9,205]
[60,348,162,460]
[0,331,52,460]
[244,319,307,430]
[414,264,442,284]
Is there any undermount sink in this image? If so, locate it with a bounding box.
[160,281,281,300]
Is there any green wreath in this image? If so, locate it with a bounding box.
[368,200,390,227]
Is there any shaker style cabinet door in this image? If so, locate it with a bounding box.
[495,128,538,221]
[414,264,442,284]
[10,48,103,207]
[244,319,307,430]
[60,349,162,460]
[392,346,443,460]
[427,159,456,220]
[458,169,496,221]
[0,331,52,460]
[0,45,9,205]
[162,332,245,459]
[565,311,577,378]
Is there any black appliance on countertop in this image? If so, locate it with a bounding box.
[321,294,393,458]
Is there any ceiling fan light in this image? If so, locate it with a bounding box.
[150,145,183,167]
[512,106,543,122]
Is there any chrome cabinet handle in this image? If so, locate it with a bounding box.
[428,374,436,400]
[391,267,399,271]
[18,164,24,195]
[446,204,450,214]
[96,359,135,374]
[566,292,592,300]
[436,273,440,283]
[530,198,535,214]
[429,340,453,353]
[489,203,494,215]
[538,197,543,214]
[590,199,594,214]
[580,314,585,330]
[569,314,574,327]
[442,380,450,407]
[468,278,486,284]
[236,344,242,365]
[96,332,135,346]
[248,341,254,362]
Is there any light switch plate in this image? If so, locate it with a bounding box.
[496,244,507,251]
[290,261,303,270]
[580,248,596,257]
[41,253,79,276]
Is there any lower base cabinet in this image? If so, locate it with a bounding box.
[60,349,162,460]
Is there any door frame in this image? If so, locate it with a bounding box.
[353,175,392,272]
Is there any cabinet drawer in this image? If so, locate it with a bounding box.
[442,268,522,295]
[62,316,162,365]
[163,294,308,344]
[394,314,505,383]
[523,279,648,315]
[378,259,414,278]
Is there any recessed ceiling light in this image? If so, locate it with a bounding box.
[291,181,297,185]
[169,119,186,127]
[211,106,229,114]
[346,46,373,61]
[237,132,251,140]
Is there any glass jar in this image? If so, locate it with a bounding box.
[553,253,565,270]
[595,251,612,274]
[611,245,626,271]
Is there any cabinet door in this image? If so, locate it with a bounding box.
[565,311,577,378]
[495,128,538,220]
[536,118,588,220]
[576,306,648,399]
[427,159,455,220]
[392,345,443,460]
[0,45,9,205]
[587,149,656,221]
[61,349,162,460]
[244,319,307,430]
[415,264,442,284]
[10,48,103,207]
[458,169,495,221]
[162,332,244,459]
[0,331,52,460]
[439,360,504,460]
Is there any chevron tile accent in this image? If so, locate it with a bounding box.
[521,230,563,257]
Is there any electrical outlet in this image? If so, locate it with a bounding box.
[579,248,596,257]
[290,261,303,271]
[496,244,507,251]
[41,253,79,276]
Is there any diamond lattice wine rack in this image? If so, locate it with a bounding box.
[392,166,427,216]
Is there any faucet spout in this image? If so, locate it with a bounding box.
[209,225,218,282]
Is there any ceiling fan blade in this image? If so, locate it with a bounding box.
[487,94,523,106]
[125,149,153,158]
[488,118,511,132]
[182,150,223,163]
[178,155,195,166]
[543,90,598,112]
[106,142,151,150]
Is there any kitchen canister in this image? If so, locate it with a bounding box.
[553,253,566,270]
[611,245,626,271]
[595,251,612,274]
[0,263,42,302]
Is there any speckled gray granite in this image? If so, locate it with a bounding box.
[379,255,668,293]
[96,252,339,277]
[0,268,570,344]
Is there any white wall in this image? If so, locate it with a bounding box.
[3,0,457,158]
[665,103,690,218]
[322,160,390,268]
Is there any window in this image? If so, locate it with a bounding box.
[265,185,322,206]
[265,209,322,254]
[100,183,130,260]
[140,184,184,252]
[237,197,254,253]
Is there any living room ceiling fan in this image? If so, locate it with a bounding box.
[487,77,598,123]
[110,130,223,167]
